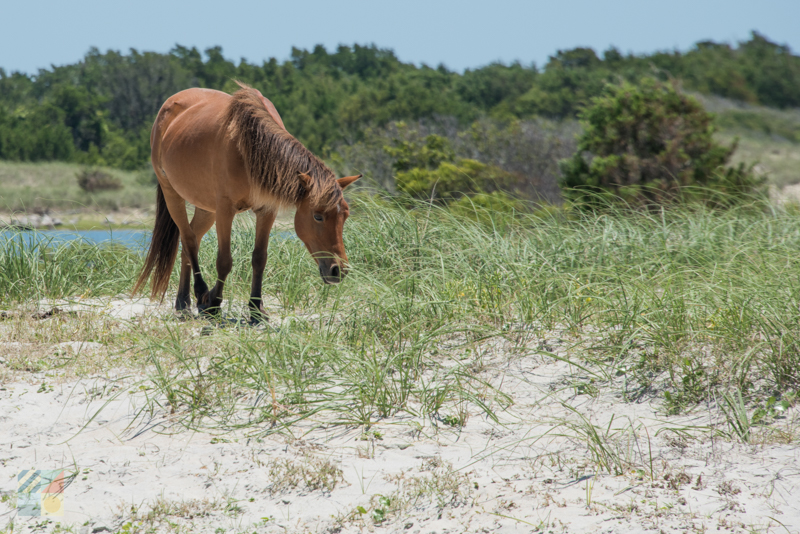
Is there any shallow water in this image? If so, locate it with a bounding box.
[0,229,150,250]
[0,228,295,251]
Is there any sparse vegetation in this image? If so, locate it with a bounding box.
[256,454,345,495]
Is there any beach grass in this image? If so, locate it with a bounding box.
[1,195,799,440]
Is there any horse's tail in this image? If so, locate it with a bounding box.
[133,183,180,300]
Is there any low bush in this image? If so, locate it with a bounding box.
[396,158,517,201]
[76,168,123,193]
[560,79,764,208]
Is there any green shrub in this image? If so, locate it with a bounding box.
[382,127,529,207]
[76,167,123,192]
[396,159,517,201]
[560,79,763,207]
[384,130,455,173]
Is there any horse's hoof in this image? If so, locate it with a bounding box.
[248,311,269,326]
[196,289,212,307]
[198,304,221,320]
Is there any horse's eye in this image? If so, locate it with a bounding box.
[313,213,323,222]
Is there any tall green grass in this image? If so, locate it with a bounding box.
[0,234,140,302]
[3,196,799,431]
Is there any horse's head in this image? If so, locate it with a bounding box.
[294,174,361,284]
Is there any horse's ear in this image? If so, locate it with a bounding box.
[337,174,362,190]
[259,95,287,131]
[299,172,313,191]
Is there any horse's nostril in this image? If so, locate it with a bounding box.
[331,264,340,279]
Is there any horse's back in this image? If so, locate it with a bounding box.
[152,88,230,157]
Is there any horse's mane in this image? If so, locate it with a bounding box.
[223,83,342,210]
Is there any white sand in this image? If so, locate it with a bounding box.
[1,300,799,533]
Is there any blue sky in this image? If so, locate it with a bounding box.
[2,0,799,74]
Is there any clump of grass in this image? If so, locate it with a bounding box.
[114,496,224,533]
[400,457,472,510]
[0,234,140,304]
[254,454,345,495]
[136,313,505,432]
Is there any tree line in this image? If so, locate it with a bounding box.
[0,32,798,170]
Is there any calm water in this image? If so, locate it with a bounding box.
[0,228,295,251]
[0,229,151,251]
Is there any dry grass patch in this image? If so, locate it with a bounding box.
[114,497,226,534]
[253,453,345,495]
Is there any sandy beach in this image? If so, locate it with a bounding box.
[2,299,798,533]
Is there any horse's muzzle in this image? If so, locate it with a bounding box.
[319,260,346,284]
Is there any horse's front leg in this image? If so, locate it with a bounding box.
[199,203,235,317]
[249,207,277,324]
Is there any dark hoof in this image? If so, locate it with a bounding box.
[248,309,269,326]
[198,306,223,322]
[197,293,220,316]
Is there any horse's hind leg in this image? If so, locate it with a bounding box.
[175,208,215,313]
[201,202,236,316]
[160,185,212,311]
[249,207,277,324]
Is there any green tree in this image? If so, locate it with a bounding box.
[51,85,107,152]
[0,104,74,161]
[2,35,799,170]
[513,48,615,118]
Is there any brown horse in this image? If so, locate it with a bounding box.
[133,83,360,322]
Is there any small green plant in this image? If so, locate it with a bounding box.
[359,430,383,440]
[664,356,712,414]
[440,407,469,428]
[371,495,392,523]
[752,395,793,425]
[719,389,753,443]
